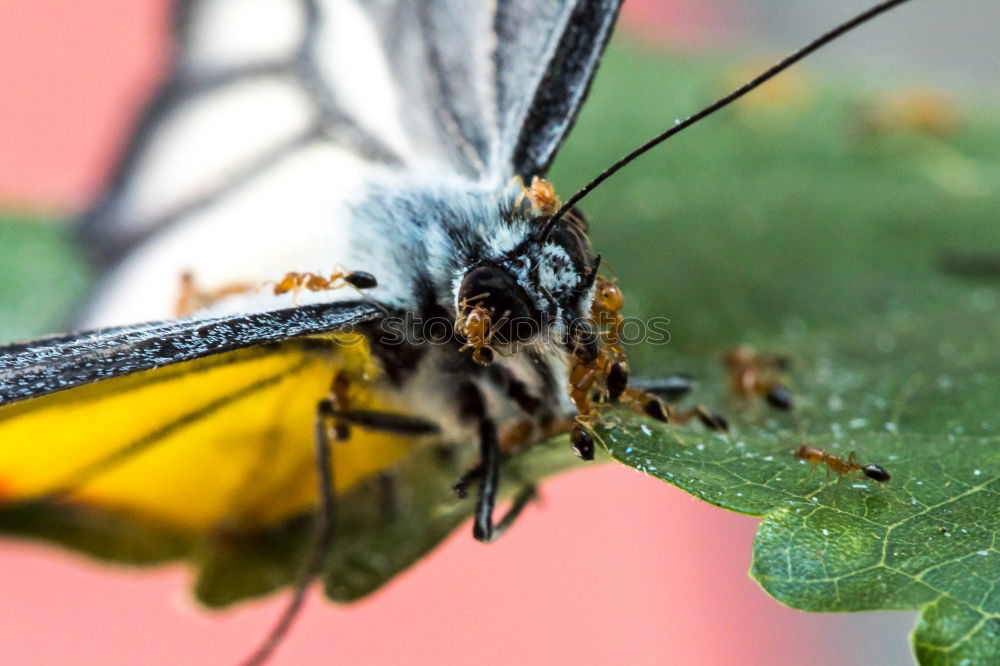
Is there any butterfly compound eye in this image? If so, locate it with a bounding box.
[458,265,538,344]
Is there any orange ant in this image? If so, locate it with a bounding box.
[564,284,627,460]
[456,295,503,366]
[327,371,353,441]
[795,445,891,497]
[272,268,377,299]
[500,418,537,452]
[513,176,561,216]
[175,267,377,316]
[591,276,625,345]
[175,271,254,317]
[567,356,728,460]
[564,277,728,460]
[723,346,794,411]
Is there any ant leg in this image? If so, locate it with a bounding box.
[240,399,337,666]
[511,175,528,208]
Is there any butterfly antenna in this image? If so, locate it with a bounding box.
[541,0,914,238]
[240,401,338,666]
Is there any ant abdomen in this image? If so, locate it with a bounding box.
[606,361,629,401]
[765,385,794,411]
[344,271,378,289]
[570,423,595,460]
[724,346,795,411]
[862,464,891,482]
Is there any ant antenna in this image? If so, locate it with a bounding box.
[540,0,915,239]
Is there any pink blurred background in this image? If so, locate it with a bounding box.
[0,2,928,664]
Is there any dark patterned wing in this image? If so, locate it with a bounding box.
[0,300,382,405]
[496,0,623,178]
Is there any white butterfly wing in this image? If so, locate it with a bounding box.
[79,0,621,326]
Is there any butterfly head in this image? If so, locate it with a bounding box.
[455,208,599,363]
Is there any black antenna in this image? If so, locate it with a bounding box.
[542,0,915,237]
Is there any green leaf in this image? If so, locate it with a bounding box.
[548,49,1000,664]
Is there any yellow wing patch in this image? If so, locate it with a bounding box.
[0,334,414,533]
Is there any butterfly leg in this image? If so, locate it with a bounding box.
[473,414,501,542]
[336,409,440,436]
[472,413,537,542]
[241,398,338,666]
[454,382,538,543]
[327,368,439,440]
[628,374,695,403]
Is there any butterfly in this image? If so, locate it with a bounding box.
[0,0,914,663]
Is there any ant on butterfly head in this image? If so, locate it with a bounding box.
[456,292,517,366]
[461,179,732,463]
[565,274,729,461]
[513,175,562,217]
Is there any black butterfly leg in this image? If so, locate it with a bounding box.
[448,372,545,543]
[471,404,537,543]
[452,366,544,501]
[241,399,337,666]
[472,415,505,542]
[337,409,439,435]
[628,374,695,403]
